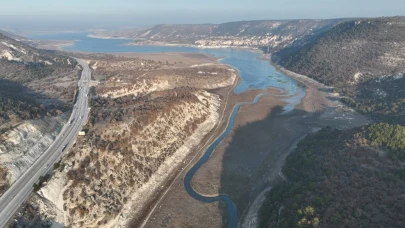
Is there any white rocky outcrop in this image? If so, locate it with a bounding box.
[36,91,223,227]
[0,50,21,61]
[100,79,171,98]
[1,41,27,54]
[38,167,69,224]
[194,35,294,48]
[0,114,68,186]
[108,91,221,227]
[99,73,235,99]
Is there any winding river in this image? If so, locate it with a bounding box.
[184,93,266,228]
[29,32,305,227]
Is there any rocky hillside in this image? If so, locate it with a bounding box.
[0,114,69,197]
[0,32,79,130]
[84,54,236,98]
[39,88,220,227]
[0,32,79,197]
[18,54,236,227]
[96,65,235,98]
[91,19,345,50]
[0,32,74,81]
[274,17,405,88]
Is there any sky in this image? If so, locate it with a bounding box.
[1,0,404,32]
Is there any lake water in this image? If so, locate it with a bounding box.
[29,32,305,227]
[29,32,304,108]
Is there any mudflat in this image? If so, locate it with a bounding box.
[141,60,369,228]
[138,79,282,228]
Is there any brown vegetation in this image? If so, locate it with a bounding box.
[86,54,235,99]
[61,87,216,226]
[31,53,235,227]
[0,32,79,132]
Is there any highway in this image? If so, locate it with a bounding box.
[0,58,91,227]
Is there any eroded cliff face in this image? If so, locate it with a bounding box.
[39,89,221,227]
[97,67,236,98]
[0,113,69,196]
[194,35,294,49]
[29,54,235,227]
[0,32,80,198]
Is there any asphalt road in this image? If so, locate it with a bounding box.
[0,58,91,227]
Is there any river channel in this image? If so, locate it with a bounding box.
[29,32,305,227]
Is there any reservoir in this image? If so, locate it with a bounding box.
[29,32,304,102]
[29,32,305,227]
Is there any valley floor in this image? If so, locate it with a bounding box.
[8,52,238,227]
[8,50,369,228]
[141,55,369,228]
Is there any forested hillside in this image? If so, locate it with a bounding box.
[258,16,405,228]
[259,126,405,228]
[341,74,405,124]
[275,17,405,88]
[274,17,405,124]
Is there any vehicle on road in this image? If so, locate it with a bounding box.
[0,58,91,227]
[62,144,68,152]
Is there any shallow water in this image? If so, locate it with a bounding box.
[30,32,304,99]
[29,32,305,227]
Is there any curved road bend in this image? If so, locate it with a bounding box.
[0,58,91,227]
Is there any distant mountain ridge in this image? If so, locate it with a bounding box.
[91,19,347,50]
[135,19,343,37]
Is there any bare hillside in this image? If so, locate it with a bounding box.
[0,32,79,197]
[0,32,79,131]
[18,54,237,227]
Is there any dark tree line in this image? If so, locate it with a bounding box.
[341,75,405,125]
[258,126,405,228]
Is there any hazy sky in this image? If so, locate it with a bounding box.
[1,0,404,32]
